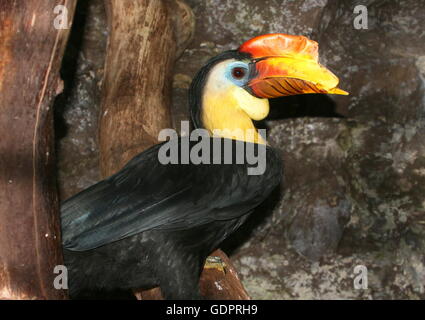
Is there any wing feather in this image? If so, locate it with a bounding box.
[61,137,280,251]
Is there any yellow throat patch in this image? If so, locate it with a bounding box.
[201,60,269,145]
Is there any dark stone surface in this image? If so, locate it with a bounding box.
[55,0,106,200]
[56,0,425,299]
[269,119,352,261]
[316,0,425,123]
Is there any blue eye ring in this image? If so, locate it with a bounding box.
[226,61,250,86]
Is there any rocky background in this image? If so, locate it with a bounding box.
[56,0,425,299]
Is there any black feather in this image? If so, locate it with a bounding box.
[61,137,281,251]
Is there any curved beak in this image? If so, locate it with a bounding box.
[239,34,348,98]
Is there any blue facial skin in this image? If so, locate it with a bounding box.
[224,61,251,87]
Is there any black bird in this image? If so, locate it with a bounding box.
[61,33,347,299]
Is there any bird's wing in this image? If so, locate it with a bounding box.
[61,137,271,251]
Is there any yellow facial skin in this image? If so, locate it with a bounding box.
[201,60,269,145]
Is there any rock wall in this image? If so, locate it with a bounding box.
[231,0,425,299]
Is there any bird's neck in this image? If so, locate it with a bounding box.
[200,87,267,145]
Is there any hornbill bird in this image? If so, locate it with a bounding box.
[61,33,347,299]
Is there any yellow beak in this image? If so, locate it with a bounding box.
[239,33,348,98]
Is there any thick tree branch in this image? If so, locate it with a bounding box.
[0,0,76,299]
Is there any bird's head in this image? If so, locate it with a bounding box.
[189,33,348,144]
